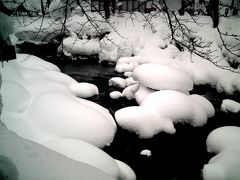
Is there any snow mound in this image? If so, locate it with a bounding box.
[0,124,115,180]
[190,94,215,118]
[115,160,136,180]
[122,84,139,100]
[1,81,31,112]
[134,85,155,105]
[70,82,99,98]
[115,90,212,138]
[110,91,122,99]
[61,34,100,57]
[203,126,240,180]
[1,54,116,148]
[109,77,127,89]
[132,63,193,93]
[44,138,121,178]
[140,149,152,157]
[221,99,240,113]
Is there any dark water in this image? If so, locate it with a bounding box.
[19,43,240,180]
[59,60,240,180]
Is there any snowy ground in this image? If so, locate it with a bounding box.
[1,2,240,180]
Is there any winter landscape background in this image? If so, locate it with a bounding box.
[0,0,240,179]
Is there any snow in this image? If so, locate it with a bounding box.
[221,99,240,113]
[44,138,120,179]
[110,91,122,99]
[132,63,194,93]
[203,126,240,180]
[115,90,213,138]
[121,83,139,100]
[60,33,100,57]
[0,124,116,180]
[115,160,136,180]
[134,85,154,105]
[70,82,99,98]
[1,54,116,148]
[140,149,152,157]
[0,73,116,180]
[109,77,127,89]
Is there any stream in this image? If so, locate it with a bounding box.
[19,44,240,180]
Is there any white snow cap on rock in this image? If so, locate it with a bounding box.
[140,149,152,157]
[70,82,99,98]
[221,99,240,113]
[115,90,212,138]
[110,91,122,99]
[44,138,136,180]
[203,126,240,180]
[1,54,116,148]
[132,63,193,93]
[109,77,127,89]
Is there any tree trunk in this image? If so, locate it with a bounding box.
[41,0,45,15]
[210,0,219,28]
[104,0,110,19]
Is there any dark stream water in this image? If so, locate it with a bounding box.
[19,43,240,180]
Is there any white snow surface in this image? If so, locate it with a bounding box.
[132,63,193,93]
[44,138,136,180]
[70,82,99,98]
[221,99,240,113]
[140,149,152,157]
[109,77,127,89]
[115,90,214,138]
[110,91,122,99]
[1,54,116,148]
[61,33,100,57]
[203,126,240,180]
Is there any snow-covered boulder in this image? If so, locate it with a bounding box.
[61,34,100,57]
[203,126,240,180]
[221,99,240,113]
[132,63,193,93]
[0,127,116,180]
[115,90,212,138]
[1,54,116,148]
[44,138,136,179]
[109,77,127,89]
[110,91,122,99]
[70,82,99,98]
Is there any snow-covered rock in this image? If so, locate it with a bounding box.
[122,83,139,100]
[70,82,99,98]
[109,77,127,89]
[140,149,152,157]
[1,54,116,148]
[115,90,212,138]
[221,99,240,113]
[203,126,240,180]
[132,63,193,93]
[110,91,122,99]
